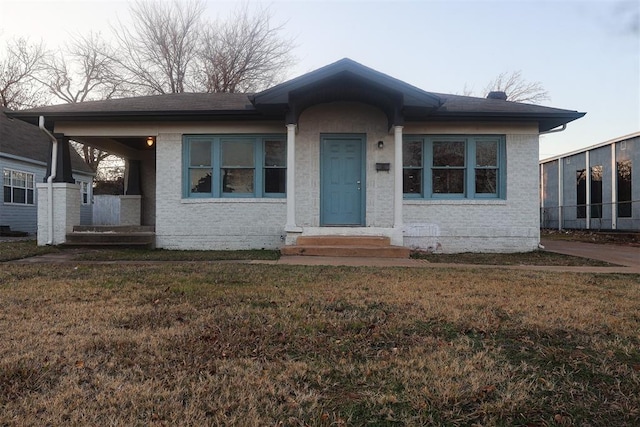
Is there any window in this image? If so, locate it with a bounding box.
[576,169,586,218]
[590,165,603,219]
[617,160,632,217]
[184,135,286,198]
[403,135,505,199]
[79,181,91,204]
[3,169,35,205]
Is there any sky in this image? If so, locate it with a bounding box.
[1,0,638,159]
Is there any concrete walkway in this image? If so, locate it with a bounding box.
[252,239,639,274]
[7,239,640,274]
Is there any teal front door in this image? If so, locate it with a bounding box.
[320,135,365,226]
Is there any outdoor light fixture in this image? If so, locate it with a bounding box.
[146,136,155,147]
[377,140,384,149]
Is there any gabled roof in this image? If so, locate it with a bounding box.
[0,107,94,174]
[7,58,585,133]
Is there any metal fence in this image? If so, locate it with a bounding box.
[540,199,640,231]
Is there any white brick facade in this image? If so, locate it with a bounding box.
[154,129,286,250]
[402,127,540,253]
[148,105,540,252]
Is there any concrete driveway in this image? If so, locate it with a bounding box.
[540,239,639,269]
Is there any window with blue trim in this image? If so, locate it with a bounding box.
[403,135,506,199]
[183,135,286,198]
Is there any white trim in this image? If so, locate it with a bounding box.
[585,151,590,229]
[393,125,403,229]
[285,124,299,231]
[611,144,617,230]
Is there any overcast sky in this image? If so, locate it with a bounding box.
[1,0,638,159]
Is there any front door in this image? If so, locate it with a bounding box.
[320,135,365,226]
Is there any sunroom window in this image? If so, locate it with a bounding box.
[403,136,506,199]
[183,135,286,198]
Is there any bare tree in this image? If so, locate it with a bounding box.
[0,37,47,109]
[110,0,205,94]
[40,32,128,104]
[197,4,295,93]
[37,32,127,173]
[483,70,550,104]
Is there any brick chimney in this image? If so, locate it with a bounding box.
[487,91,508,100]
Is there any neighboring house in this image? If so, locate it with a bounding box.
[540,132,639,231]
[8,59,584,252]
[1,107,94,234]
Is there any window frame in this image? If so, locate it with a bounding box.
[402,135,506,200]
[79,181,92,205]
[3,168,35,205]
[182,134,287,199]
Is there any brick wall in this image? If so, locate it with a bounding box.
[155,131,286,250]
[403,132,540,253]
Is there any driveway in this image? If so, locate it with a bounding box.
[540,239,639,269]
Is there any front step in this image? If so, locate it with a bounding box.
[64,225,155,248]
[281,235,410,258]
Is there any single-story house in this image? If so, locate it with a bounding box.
[540,131,639,231]
[1,107,94,235]
[7,58,584,252]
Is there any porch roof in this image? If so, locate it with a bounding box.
[7,58,585,133]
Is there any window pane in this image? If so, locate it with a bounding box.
[26,174,34,189]
[190,169,212,193]
[190,140,211,167]
[13,187,26,204]
[617,160,632,217]
[403,141,422,167]
[4,186,11,202]
[222,141,254,167]
[265,168,286,193]
[27,189,34,204]
[222,169,254,193]
[476,141,497,167]
[265,140,286,167]
[13,172,26,188]
[433,169,464,194]
[403,169,422,194]
[3,170,10,186]
[433,141,465,167]
[577,170,586,218]
[476,169,497,194]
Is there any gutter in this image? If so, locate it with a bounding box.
[39,116,57,245]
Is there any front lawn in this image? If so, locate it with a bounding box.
[1,263,638,425]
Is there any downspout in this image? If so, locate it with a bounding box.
[539,124,567,135]
[39,116,57,245]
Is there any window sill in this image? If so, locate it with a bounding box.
[3,202,35,207]
[181,198,286,204]
[404,198,507,206]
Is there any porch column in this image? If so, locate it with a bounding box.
[285,124,299,231]
[393,125,404,231]
[45,135,75,183]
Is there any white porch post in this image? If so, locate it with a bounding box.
[393,125,404,243]
[285,124,299,232]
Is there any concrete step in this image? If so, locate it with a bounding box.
[281,245,410,258]
[296,235,391,247]
[64,231,155,248]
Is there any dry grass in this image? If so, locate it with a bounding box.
[1,263,639,426]
[0,240,58,262]
[410,250,614,266]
